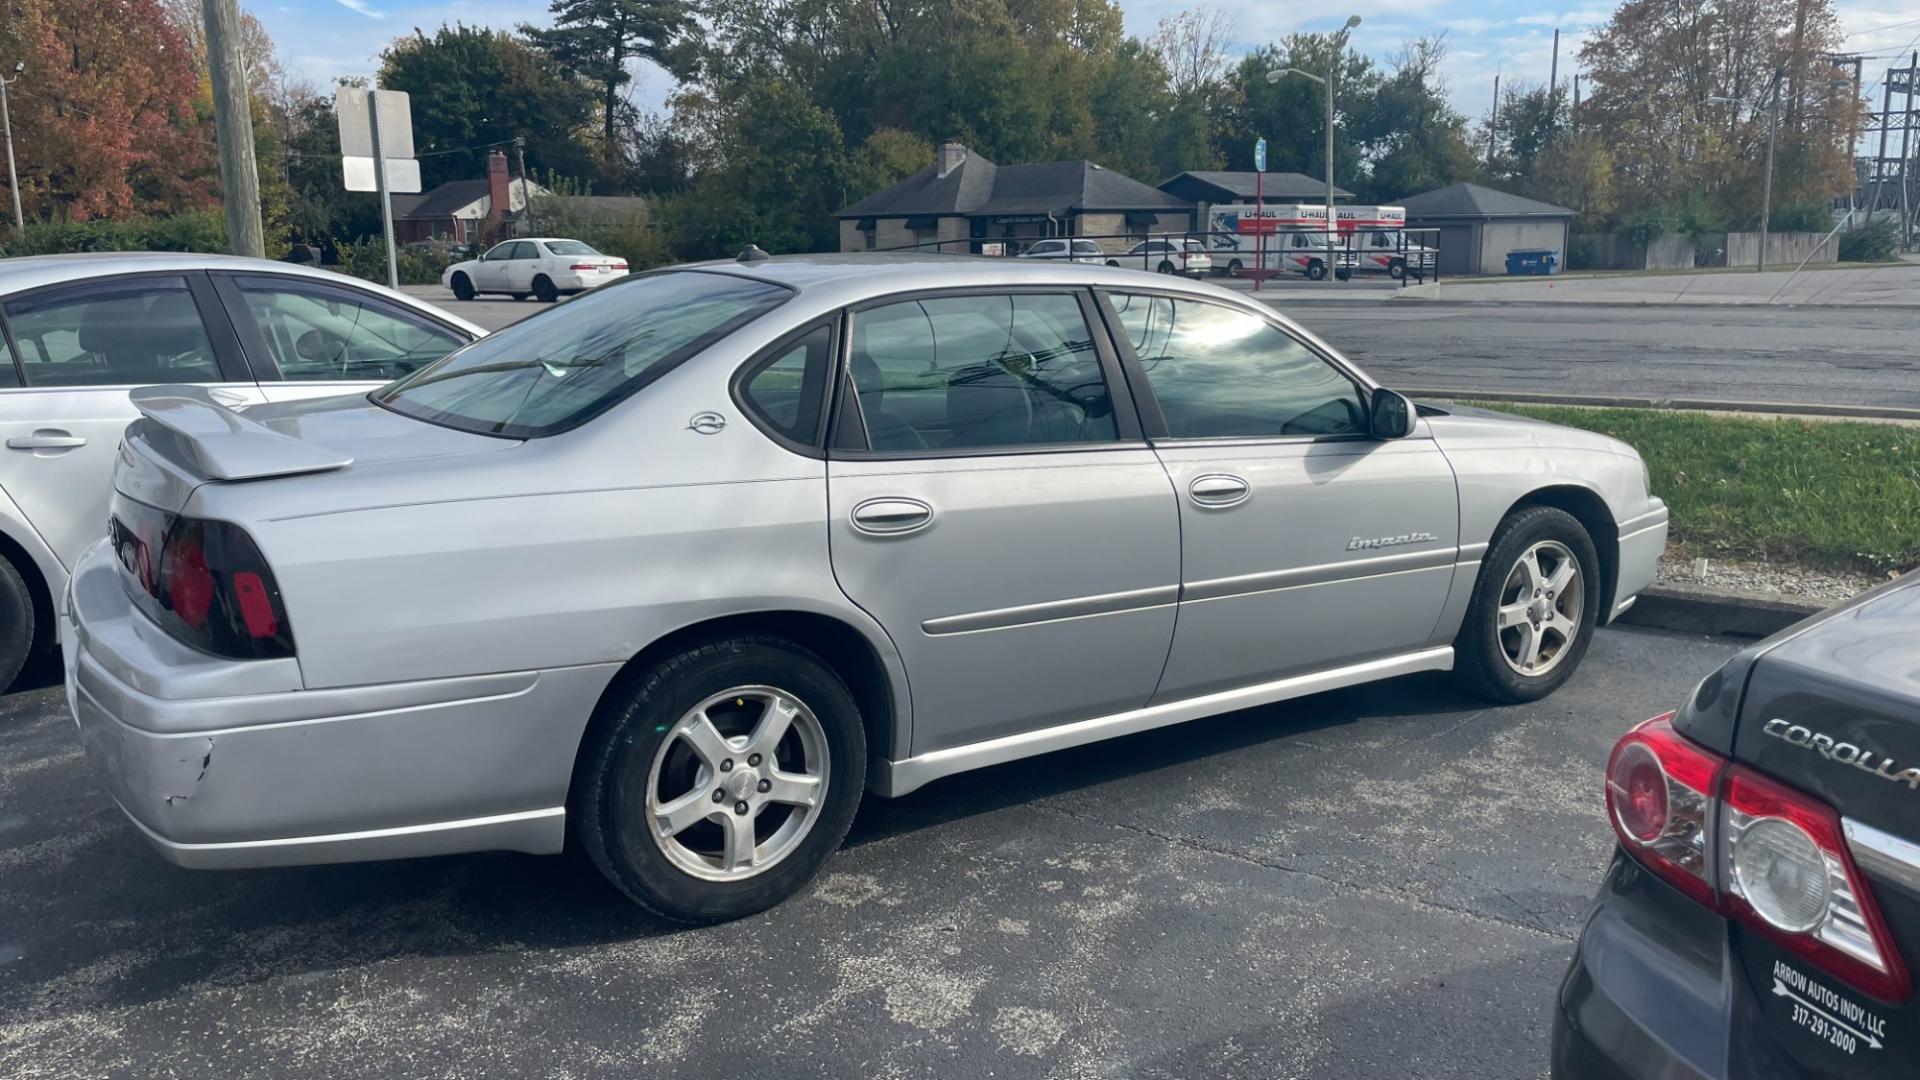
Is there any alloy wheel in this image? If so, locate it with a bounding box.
[645,685,829,882]
[1496,540,1584,677]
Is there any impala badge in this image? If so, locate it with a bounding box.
[687,412,727,435]
[1347,531,1437,551]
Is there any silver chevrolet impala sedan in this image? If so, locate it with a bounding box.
[66,252,1667,922]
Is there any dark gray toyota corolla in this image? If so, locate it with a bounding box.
[1554,570,1920,1078]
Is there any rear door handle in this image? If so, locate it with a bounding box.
[1189,473,1251,508]
[851,497,934,536]
[6,430,87,450]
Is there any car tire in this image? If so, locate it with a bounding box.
[1306,260,1327,281]
[1227,258,1244,277]
[1105,260,1119,267]
[510,293,529,301]
[0,553,36,692]
[533,276,559,303]
[1389,259,1407,280]
[1335,268,1352,281]
[1453,506,1601,705]
[1157,260,1175,274]
[574,635,866,924]
[450,273,475,302]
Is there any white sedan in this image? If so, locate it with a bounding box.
[443,238,629,303]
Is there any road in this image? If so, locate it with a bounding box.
[1,627,1735,1079]
[1273,302,1920,411]
[414,285,1920,412]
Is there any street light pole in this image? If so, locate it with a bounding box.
[1,63,23,231]
[1708,81,1781,272]
[1758,89,1778,272]
[1270,15,1360,287]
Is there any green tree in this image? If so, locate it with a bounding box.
[523,0,695,157]
[380,25,599,190]
[1356,36,1476,200]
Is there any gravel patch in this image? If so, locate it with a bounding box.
[1657,554,1884,602]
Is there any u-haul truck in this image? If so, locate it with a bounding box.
[1205,203,1355,280]
[1336,205,1436,279]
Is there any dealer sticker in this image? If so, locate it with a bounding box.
[1772,960,1886,1055]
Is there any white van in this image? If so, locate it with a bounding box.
[1205,203,1355,280]
[1336,206,1436,279]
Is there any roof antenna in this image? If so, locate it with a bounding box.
[737,244,770,263]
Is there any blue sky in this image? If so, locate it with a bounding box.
[256,0,1920,137]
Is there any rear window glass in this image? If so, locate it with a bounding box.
[543,240,600,256]
[372,271,791,438]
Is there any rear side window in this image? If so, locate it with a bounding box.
[544,240,599,257]
[232,277,465,382]
[374,271,791,438]
[739,324,832,446]
[1073,241,1102,255]
[4,277,219,387]
[0,334,18,388]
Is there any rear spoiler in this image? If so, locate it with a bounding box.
[129,385,352,481]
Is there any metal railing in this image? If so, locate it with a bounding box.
[858,227,1443,286]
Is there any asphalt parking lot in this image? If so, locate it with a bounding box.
[1,626,1735,1079]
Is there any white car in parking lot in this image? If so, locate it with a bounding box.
[442,238,629,303]
[1016,239,1106,264]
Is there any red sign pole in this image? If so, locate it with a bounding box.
[1254,168,1264,293]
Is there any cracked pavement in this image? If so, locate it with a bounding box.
[0,626,1736,1078]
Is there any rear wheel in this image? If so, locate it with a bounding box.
[1335,268,1352,281]
[1454,506,1600,704]
[1156,260,1175,274]
[533,276,559,303]
[1105,259,1119,267]
[574,636,866,923]
[449,273,475,302]
[1227,258,1244,277]
[0,553,36,692]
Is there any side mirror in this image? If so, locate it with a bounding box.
[1369,388,1415,440]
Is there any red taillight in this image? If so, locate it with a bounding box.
[161,528,214,628]
[1608,713,1721,908]
[569,263,598,270]
[1606,713,1911,1001]
[232,571,279,638]
[108,496,295,660]
[610,263,628,270]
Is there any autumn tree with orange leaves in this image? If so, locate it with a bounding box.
[0,0,219,222]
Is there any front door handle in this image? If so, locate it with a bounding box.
[1188,473,1251,508]
[851,497,935,536]
[7,430,87,451]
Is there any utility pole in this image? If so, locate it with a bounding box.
[1760,81,1779,271]
[1488,73,1501,170]
[1901,52,1917,248]
[0,63,22,231]
[202,0,264,257]
[1867,70,1895,224]
[514,135,536,233]
[1572,74,1582,135]
[1549,30,1561,131]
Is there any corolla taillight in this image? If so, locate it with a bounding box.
[1605,713,1910,1001]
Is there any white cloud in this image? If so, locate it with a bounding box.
[332,0,384,18]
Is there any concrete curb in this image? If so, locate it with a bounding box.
[1401,388,1920,424]
[1616,583,1826,638]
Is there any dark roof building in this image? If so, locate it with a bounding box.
[387,151,548,246]
[1398,182,1573,220]
[1158,170,1354,205]
[1397,182,1575,276]
[835,142,1191,254]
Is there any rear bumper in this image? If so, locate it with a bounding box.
[1553,853,1731,1080]
[1610,502,1668,622]
[550,268,628,292]
[64,540,617,868]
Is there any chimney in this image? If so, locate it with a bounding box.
[936,140,968,179]
[484,150,511,238]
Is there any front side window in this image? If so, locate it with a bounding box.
[375,271,792,438]
[848,292,1118,452]
[1028,241,1062,256]
[233,277,466,382]
[4,277,219,387]
[483,242,515,261]
[1108,293,1365,439]
[543,240,600,257]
